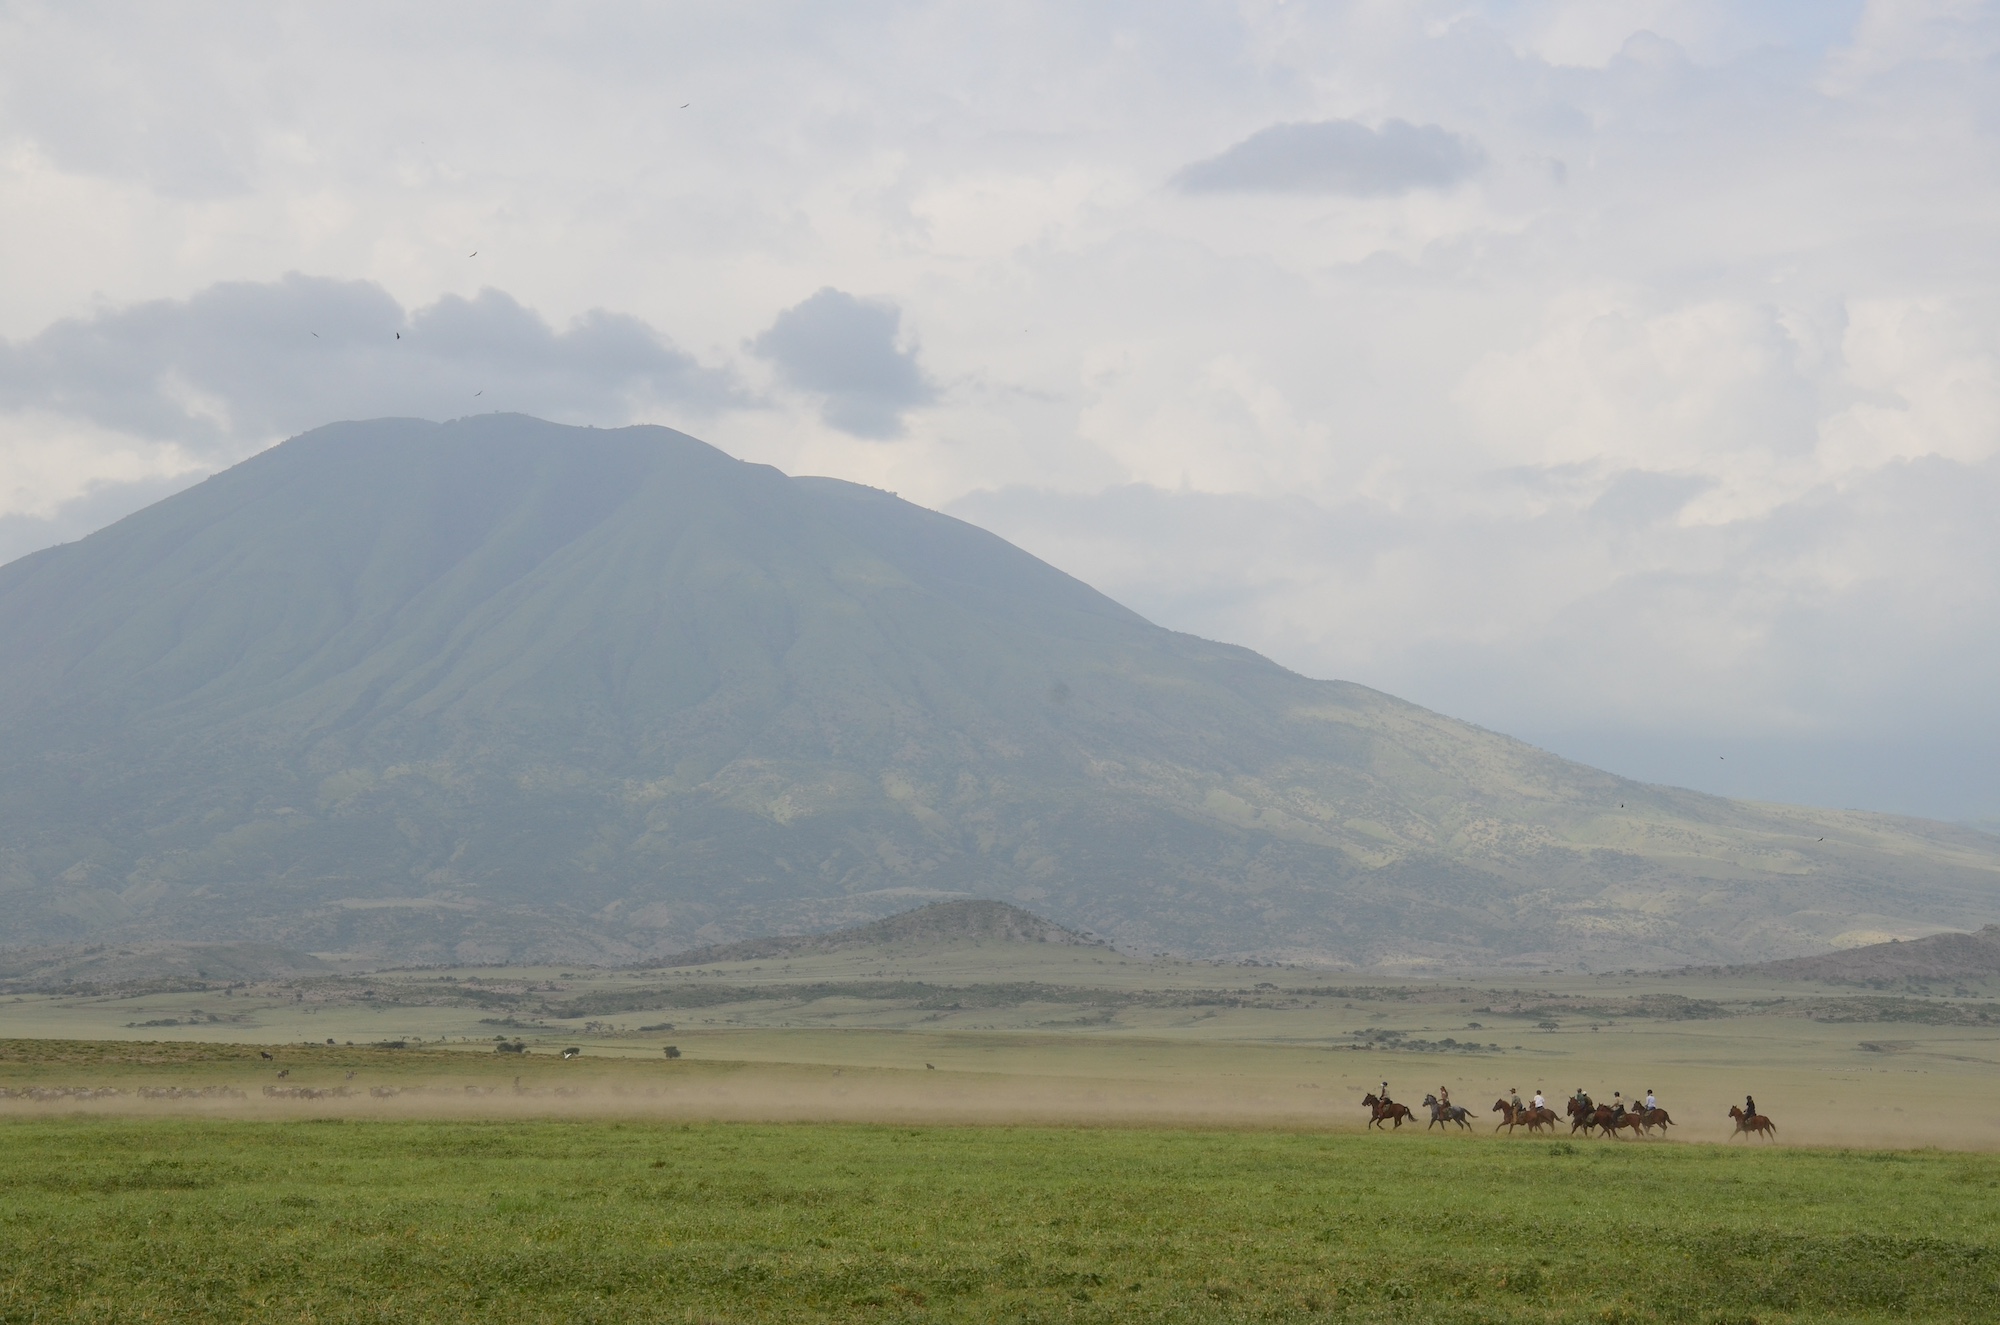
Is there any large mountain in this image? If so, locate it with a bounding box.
[1,415,1995,966]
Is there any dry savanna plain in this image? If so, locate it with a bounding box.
[4,938,2000,1322]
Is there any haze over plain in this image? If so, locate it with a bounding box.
[2,2,1997,826]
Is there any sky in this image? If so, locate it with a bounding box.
[2,0,1997,824]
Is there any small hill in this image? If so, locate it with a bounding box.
[0,941,332,992]
[1703,925,2000,985]
[658,900,1096,966]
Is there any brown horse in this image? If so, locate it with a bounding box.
[1728,1105,1776,1140]
[1606,1110,1646,1138]
[1491,1099,1525,1133]
[1363,1092,1413,1129]
[1568,1097,1609,1136]
[1524,1106,1558,1133]
[1639,1107,1674,1136]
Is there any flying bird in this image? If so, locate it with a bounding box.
[468,251,478,257]
[681,103,689,108]
[311,332,318,338]
[474,389,483,396]
[395,332,400,339]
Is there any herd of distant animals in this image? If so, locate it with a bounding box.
[1361,1090,1777,1140]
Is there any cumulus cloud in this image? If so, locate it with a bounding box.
[5,2,2000,821]
[1174,119,1483,196]
[750,289,936,439]
[0,274,737,457]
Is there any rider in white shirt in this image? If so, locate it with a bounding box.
[1644,1090,1657,1111]
[1532,1090,1545,1111]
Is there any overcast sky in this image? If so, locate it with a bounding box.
[3,1,1997,823]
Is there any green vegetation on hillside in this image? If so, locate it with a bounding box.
[2,1118,1996,1323]
[3,415,1997,968]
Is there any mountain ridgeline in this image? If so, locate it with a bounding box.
[0,415,1995,966]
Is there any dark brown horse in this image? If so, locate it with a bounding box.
[1606,1110,1646,1138]
[1492,1098,1525,1133]
[1363,1092,1413,1129]
[1728,1105,1776,1140]
[1639,1107,1674,1136]
[1567,1097,1608,1136]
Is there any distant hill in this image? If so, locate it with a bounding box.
[1696,925,2000,985]
[1,414,1997,967]
[658,900,1097,966]
[0,941,331,993]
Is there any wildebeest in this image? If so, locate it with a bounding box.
[259,1051,273,1060]
[663,1046,681,1059]
[560,1047,581,1060]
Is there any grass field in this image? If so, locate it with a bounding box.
[5,943,1999,1320]
[3,1115,1998,1324]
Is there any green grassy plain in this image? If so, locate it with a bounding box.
[5,933,2000,1321]
[4,1115,1999,1324]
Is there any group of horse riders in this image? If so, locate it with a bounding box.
[1365,1081,1729,1136]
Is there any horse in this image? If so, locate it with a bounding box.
[1492,1098,1523,1133]
[1567,1096,1606,1136]
[1606,1110,1646,1138]
[1639,1107,1673,1136]
[1728,1105,1776,1141]
[1422,1094,1473,1131]
[1362,1092,1413,1129]
[1522,1106,1558,1133]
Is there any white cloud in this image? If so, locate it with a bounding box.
[2,1,1999,818]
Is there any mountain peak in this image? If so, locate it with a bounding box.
[1,415,1995,968]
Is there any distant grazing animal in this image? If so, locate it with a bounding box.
[276,1069,289,1079]
[345,1071,356,1080]
[560,1047,581,1060]
[1728,1105,1776,1140]
[259,1051,272,1060]
[1362,1092,1412,1129]
[925,1063,935,1070]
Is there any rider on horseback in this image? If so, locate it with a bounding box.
[1744,1094,1757,1121]
[1611,1091,1626,1120]
[1509,1087,1524,1116]
[1532,1089,1545,1112]
[1644,1089,1657,1112]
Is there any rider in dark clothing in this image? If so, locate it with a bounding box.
[1744,1094,1757,1120]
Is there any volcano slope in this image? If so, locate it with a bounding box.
[0,414,1994,966]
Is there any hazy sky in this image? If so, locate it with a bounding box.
[3,1,1997,822]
